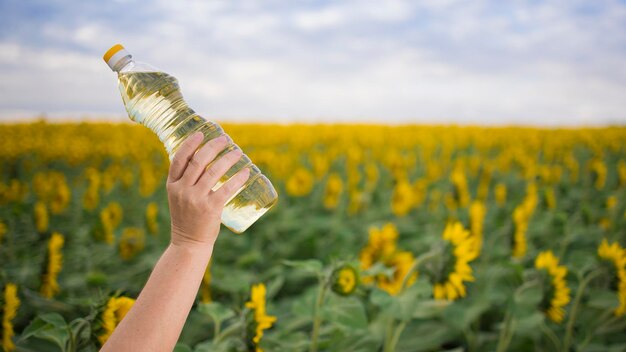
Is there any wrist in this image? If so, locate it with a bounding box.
[168,240,214,261]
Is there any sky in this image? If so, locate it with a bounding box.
[0,0,625,125]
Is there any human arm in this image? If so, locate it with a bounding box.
[100,132,250,352]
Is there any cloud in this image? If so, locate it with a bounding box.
[0,0,625,125]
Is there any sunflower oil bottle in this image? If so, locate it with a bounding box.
[103,44,278,233]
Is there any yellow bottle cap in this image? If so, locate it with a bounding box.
[103,44,131,71]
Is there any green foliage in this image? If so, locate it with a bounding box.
[1,124,626,351]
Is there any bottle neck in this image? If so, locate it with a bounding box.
[112,56,133,73]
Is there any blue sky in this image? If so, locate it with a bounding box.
[0,0,625,125]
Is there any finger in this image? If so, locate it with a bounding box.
[179,135,229,185]
[212,167,251,205]
[195,148,243,191]
[167,132,204,183]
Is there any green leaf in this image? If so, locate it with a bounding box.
[514,282,543,307]
[413,300,451,319]
[291,287,317,318]
[322,296,368,330]
[173,343,193,352]
[265,275,285,299]
[194,339,237,352]
[515,312,544,338]
[370,288,393,308]
[587,289,619,309]
[361,262,395,278]
[197,302,235,326]
[39,313,68,328]
[212,268,253,293]
[282,259,323,275]
[327,330,382,352]
[20,314,69,352]
[395,321,457,352]
[566,250,598,276]
[391,279,432,322]
[443,298,490,331]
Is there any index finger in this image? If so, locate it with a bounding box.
[167,132,204,183]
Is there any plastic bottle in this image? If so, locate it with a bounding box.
[103,44,278,233]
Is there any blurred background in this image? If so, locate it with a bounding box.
[1,0,625,125]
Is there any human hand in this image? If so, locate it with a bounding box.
[166,131,250,250]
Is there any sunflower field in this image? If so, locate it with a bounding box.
[1,121,626,352]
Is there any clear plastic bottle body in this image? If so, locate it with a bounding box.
[115,59,278,233]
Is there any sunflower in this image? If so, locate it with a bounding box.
[590,158,607,190]
[286,167,314,197]
[2,283,20,352]
[34,201,49,234]
[512,183,537,258]
[412,178,428,208]
[391,178,415,217]
[433,222,478,301]
[377,251,417,296]
[0,220,7,245]
[476,166,492,201]
[347,188,365,215]
[597,239,626,316]
[139,162,159,197]
[544,188,556,210]
[494,183,507,207]
[365,162,379,191]
[245,283,277,352]
[41,232,64,298]
[451,167,470,208]
[331,264,359,296]
[118,227,145,260]
[98,296,136,345]
[100,202,123,244]
[606,196,617,210]
[323,173,343,210]
[145,202,159,235]
[535,250,571,323]
[359,223,416,295]
[359,223,399,275]
[200,262,212,304]
[469,201,486,251]
[82,167,101,211]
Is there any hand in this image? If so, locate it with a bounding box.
[166,131,250,250]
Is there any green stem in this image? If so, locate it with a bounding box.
[563,269,605,351]
[382,248,440,352]
[495,312,512,352]
[541,323,560,352]
[216,321,242,343]
[310,276,329,352]
[213,320,221,341]
[496,279,540,352]
[382,314,396,352]
[502,318,517,351]
[399,249,440,291]
[66,324,76,352]
[390,321,408,351]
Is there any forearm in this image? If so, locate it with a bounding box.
[101,242,213,352]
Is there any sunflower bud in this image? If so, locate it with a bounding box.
[331,264,359,296]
